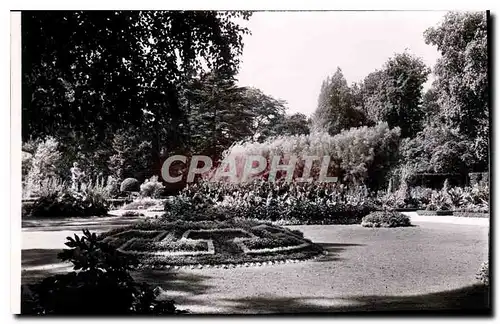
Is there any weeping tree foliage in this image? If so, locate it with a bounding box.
[424,11,489,171]
[311,68,369,135]
[22,11,252,177]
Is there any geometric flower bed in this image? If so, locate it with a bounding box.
[99,218,324,268]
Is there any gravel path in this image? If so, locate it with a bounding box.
[21,219,489,314]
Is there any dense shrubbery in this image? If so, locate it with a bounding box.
[216,122,400,190]
[21,230,184,314]
[163,177,489,224]
[424,183,489,213]
[22,180,109,218]
[400,125,474,177]
[164,180,375,225]
[361,211,412,228]
[469,172,489,187]
[377,182,489,213]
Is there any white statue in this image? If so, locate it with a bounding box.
[70,162,85,191]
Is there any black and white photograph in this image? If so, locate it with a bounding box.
[12,9,490,315]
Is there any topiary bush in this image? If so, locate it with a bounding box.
[361,211,412,228]
[120,178,140,193]
[21,230,185,315]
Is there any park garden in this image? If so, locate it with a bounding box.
[20,11,489,314]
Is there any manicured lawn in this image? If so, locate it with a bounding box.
[21,220,489,314]
[136,222,489,313]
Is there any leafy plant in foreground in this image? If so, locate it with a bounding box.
[21,229,185,315]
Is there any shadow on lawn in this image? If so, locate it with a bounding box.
[221,284,490,315]
[21,249,72,285]
[21,248,215,300]
[22,249,61,268]
[22,218,137,232]
[133,269,214,299]
[314,243,365,262]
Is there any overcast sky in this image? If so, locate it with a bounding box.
[236,11,447,116]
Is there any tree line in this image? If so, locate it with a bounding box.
[311,11,488,180]
[22,11,488,186]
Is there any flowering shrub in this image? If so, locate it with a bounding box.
[377,184,418,210]
[140,175,165,198]
[376,182,489,213]
[427,182,489,212]
[22,151,33,182]
[409,186,434,209]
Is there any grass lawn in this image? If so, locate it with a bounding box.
[21,220,489,314]
[134,222,489,314]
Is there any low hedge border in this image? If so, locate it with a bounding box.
[237,241,311,255]
[134,252,328,270]
[452,212,490,218]
[416,210,454,216]
[453,209,489,214]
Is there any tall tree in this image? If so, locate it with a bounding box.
[424,11,488,171]
[183,74,289,157]
[361,53,430,138]
[420,88,441,125]
[311,68,368,135]
[184,71,255,158]
[22,11,252,175]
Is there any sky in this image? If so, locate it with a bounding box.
[236,11,447,116]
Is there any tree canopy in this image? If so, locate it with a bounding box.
[424,11,488,170]
[311,68,369,135]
